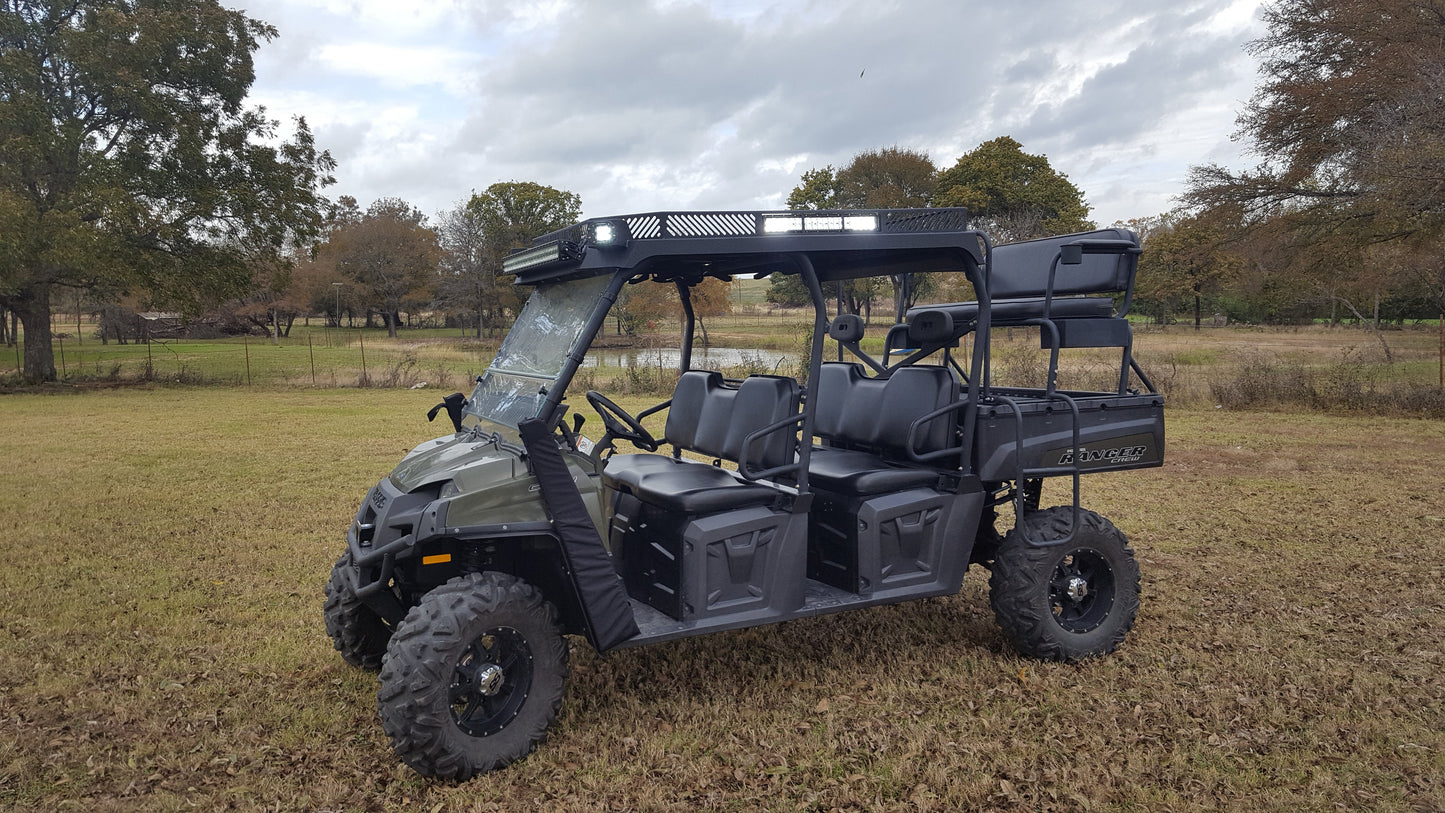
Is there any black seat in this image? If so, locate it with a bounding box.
[603,455,782,514]
[904,227,1141,339]
[903,228,1146,394]
[604,371,800,514]
[807,363,960,496]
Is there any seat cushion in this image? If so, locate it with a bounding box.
[909,296,1114,329]
[604,454,783,514]
[807,447,939,496]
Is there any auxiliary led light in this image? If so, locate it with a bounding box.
[762,213,879,234]
[587,219,630,247]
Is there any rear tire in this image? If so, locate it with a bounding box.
[377,572,568,779]
[989,506,1140,662]
[324,549,392,670]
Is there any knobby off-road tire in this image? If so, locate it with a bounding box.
[324,549,392,670]
[989,506,1140,662]
[377,572,568,779]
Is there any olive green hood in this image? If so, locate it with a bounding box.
[389,432,524,494]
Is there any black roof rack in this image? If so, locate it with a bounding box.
[502,208,985,285]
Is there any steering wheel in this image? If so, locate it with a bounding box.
[585,391,659,452]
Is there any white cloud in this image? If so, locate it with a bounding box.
[314,43,479,95]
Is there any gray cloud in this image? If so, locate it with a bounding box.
[243,0,1264,227]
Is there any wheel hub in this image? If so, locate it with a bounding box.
[475,663,505,696]
[1049,547,1117,634]
[449,626,534,737]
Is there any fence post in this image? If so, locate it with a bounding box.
[359,331,367,384]
[58,337,65,378]
[244,335,252,386]
[309,334,316,387]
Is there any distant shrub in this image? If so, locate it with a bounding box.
[1210,351,1445,417]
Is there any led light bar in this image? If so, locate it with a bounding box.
[501,240,581,275]
[761,213,879,234]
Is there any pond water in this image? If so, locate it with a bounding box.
[583,346,796,372]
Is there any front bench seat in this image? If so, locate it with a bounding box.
[604,371,800,515]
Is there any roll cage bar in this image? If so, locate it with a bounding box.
[502,208,993,443]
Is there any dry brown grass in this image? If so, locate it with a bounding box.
[1,390,1443,811]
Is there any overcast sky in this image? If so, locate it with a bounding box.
[237,0,1265,229]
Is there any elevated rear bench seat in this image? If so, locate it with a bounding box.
[903,227,1142,352]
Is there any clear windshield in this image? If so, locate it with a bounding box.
[462,274,611,428]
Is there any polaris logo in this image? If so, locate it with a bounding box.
[371,489,388,511]
[1058,445,1148,466]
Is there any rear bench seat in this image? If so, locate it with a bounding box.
[603,371,800,514]
[808,363,961,496]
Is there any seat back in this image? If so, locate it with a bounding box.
[813,362,958,459]
[988,227,1139,309]
[666,371,800,471]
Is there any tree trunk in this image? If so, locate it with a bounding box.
[385,311,398,339]
[17,284,56,383]
[1193,293,1202,330]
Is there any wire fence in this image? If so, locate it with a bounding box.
[4,326,503,390]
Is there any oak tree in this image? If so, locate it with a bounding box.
[780,147,936,320]
[320,198,441,338]
[1186,0,1445,314]
[933,136,1092,243]
[0,0,334,381]
[433,182,579,338]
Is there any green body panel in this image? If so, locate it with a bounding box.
[387,429,609,540]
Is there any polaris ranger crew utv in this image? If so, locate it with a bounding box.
[323,208,1165,779]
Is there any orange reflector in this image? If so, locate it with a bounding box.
[421,554,453,566]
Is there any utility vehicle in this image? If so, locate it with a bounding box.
[323,208,1165,779]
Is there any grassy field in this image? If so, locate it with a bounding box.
[9,309,1443,410]
[1,389,1442,811]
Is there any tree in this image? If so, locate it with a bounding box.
[786,167,839,209]
[933,136,1092,243]
[469,181,582,257]
[1185,0,1445,315]
[320,198,440,338]
[0,0,334,382]
[1134,210,1245,329]
[834,147,937,210]
[780,147,935,321]
[431,182,577,340]
[434,199,516,338]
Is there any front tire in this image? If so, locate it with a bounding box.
[989,506,1140,662]
[324,549,392,670]
[377,572,568,779]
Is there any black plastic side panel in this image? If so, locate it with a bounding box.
[973,393,1165,481]
[517,418,640,652]
[808,488,978,596]
[617,502,795,621]
[617,502,689,618]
